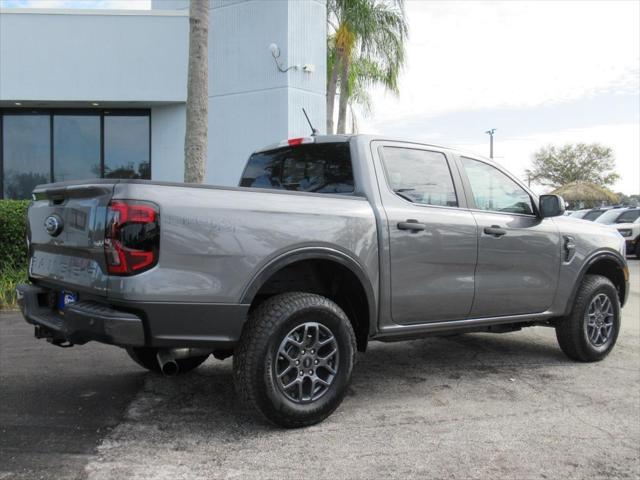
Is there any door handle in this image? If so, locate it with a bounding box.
[397,219,426,231]
[483,225,506,237]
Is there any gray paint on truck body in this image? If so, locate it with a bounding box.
[107,181,379,306]
[24,135,628,348]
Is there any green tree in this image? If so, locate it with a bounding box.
[326,0,408,134]
[616,192,640,207]
[527,143,619,188]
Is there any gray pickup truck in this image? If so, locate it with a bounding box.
[17,134,629,427]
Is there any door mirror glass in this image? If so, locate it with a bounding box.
[539,194,566,218]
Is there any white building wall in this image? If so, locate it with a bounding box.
[151,104,186,181]
[286,0,326,137]
[1,0,326,187]
[152,0,326,185]
[205,0,326,185]
[0,9,188,103]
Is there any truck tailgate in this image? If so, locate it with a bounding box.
[27,182,115,295]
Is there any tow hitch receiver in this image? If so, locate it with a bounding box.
[34,325,74,348]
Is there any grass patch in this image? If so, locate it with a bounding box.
[0,199,30,310]
[1,264,27,310]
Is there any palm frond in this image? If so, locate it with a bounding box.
[327,0,409,131]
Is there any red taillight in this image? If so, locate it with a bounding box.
[105,200,159,276]
[288,137,304,146]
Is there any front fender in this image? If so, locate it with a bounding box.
[562,249,629,316]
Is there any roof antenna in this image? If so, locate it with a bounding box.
[302,108,319,136]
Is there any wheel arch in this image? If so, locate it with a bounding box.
[564,250,629,315]
[240,247,377,351]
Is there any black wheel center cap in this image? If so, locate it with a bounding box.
[302,357,313,368]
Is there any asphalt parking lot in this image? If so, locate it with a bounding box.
[1,260,639,480]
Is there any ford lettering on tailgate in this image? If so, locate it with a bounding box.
[30,251,107,291]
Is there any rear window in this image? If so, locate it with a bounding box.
[240,143,354,194]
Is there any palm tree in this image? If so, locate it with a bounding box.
[184,0,209,183]
[327,0,408,134]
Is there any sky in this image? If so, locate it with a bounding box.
[1,0,638,193]
[357,0,640,194]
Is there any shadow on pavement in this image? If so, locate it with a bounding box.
[124,328,573,432]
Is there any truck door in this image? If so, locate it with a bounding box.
[458,156,560,317]
[375,143,478,324]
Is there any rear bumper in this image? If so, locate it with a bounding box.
[17,283,250,349]
[17,284,145,346]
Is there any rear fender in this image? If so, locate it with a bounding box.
[240,247,378,337]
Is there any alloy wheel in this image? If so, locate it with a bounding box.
[274,322,339,404]
[585,293,615,347]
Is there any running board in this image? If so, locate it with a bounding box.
[375,312,554,342]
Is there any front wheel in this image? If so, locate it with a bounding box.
[233,292,356,428]
[555,274,621,362]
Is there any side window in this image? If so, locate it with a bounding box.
[381,147,458,207]
[461,157,534,215]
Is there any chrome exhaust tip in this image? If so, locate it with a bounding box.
[156,349,180,376]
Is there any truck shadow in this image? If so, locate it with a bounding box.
[132,329,575,432]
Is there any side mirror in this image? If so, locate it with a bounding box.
[539,194,566,218]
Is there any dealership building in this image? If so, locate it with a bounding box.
[0,0,326,199]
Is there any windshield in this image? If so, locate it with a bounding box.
[595,209,625,224]
[582,210,606,221]
[569,210,588,218]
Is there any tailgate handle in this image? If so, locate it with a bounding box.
[398,219,426,231]
[484,225,507,237]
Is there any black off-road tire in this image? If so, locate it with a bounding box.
[233,292,357,428]
[555,274,621,362]
[126,347,209,374]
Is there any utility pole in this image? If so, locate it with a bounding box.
[485,128,496,159]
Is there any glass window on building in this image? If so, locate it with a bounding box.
[53,115,101,182]
[104,114,150,179]
[2,115,51,200]
[1,109,151,199]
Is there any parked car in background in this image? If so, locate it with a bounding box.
[582,207,614,221]
[595,207,640,226]
[569,209,592,219]
[613,216,640,258]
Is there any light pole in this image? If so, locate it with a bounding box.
[485,128,496,159]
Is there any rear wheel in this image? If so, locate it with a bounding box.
[555,274,621,362]
[233,292,356,428]
[126,347,209,374]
